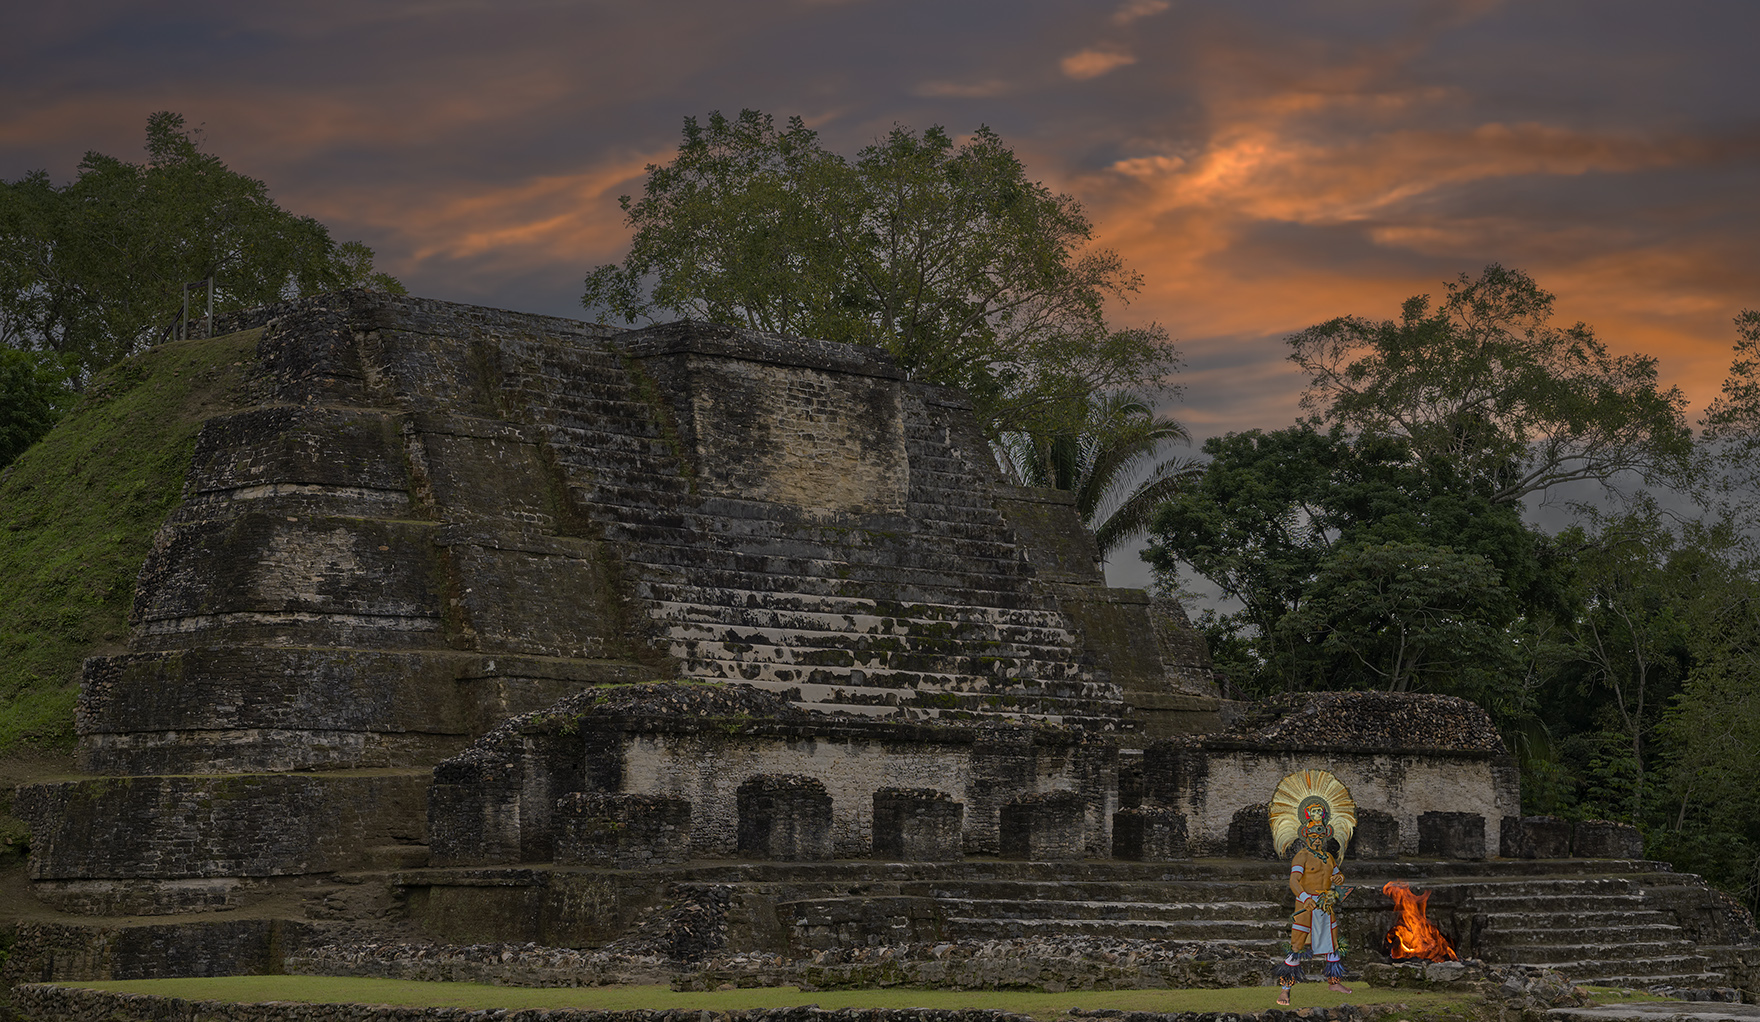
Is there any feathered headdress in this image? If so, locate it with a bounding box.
[1269,769,1357,857]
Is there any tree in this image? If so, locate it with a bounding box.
[1287,265,1692,505]
[583,109,1175,437]
[1656,545,1760,909]
[1144,423,1564,705]
[1002,392,1201,559]
[1698,310,1760,516]
[1280,540,1514,697]
[0,112,404,379]
[0,347,72,469]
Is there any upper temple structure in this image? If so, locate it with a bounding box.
[9,292,1746,996]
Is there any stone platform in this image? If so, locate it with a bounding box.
[10,855,1747,993]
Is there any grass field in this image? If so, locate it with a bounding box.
[64,977,1479,1017]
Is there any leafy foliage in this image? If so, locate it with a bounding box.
[0,112,402,379]
[1002,392,1200,558]
[583,109,1175,437]
[1144,423,1559,707]
[0,347,73,469]
[1288,264,1692,505]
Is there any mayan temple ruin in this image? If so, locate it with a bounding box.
[5,292,1758,998]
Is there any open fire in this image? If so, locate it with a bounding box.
[1381,880,1459,962]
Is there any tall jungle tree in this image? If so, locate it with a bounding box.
[582,109,1176,439]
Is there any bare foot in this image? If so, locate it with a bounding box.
[1327,981,1352,994]
[1276,988,1292,1006]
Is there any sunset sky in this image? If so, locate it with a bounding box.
[5,1,1757,583]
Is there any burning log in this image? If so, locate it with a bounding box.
[1381,880,1458,962]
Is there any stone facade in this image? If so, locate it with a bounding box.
[1500,815,1573,859]
[1144,692,1521,857]
[424,683,1119,862]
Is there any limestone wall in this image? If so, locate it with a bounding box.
[615,724,1118,858]
[1145,740,1520,857]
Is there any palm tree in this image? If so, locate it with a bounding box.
[1004,393,1204,560]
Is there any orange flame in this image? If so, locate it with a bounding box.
[1381,880,1458,962]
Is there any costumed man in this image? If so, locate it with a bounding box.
[1269,770,1357,1005]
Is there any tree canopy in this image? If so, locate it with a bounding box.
[1287,264,1692,505]
[583,109,1175,438]
[1144,423,1560,707]
[0,112,403,381]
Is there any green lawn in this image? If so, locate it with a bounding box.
[63,977,1475,1017]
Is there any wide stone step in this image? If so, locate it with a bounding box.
[1573,970,1731,989]
[545,423,678,457]
[1546,961,1721,986]
[1470,890,1643,910]
[1488,941,1706,965]
[620,543,1040,595]
[682,659,1108,699]
[915,879,1284,903]
[645,585,1060,621]
[927,897,1285,923]
[609,526,1027,575]
[659,628,1089,668]
[1478,909,1674,930]
[650,601,1081,645]
[644,569,1056,608]
[703,677,1124,721]
[939,916,1284,941]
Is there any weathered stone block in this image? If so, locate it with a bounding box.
[1572,819,1644,859]
[1111,805,1188,860]
[3,918,316,982]
[736,774,832,861]
[871,788,963,861]
[427,764,523,867]
[999,790,1084,861]
[1418,811,1485,860]
[15,773,427,880]
[1352,808,1400,860]
[1500,815,1573,858]
[1226,802,1278,860]
[555,792,691,868]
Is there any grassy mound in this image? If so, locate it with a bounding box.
[0,330,258,756]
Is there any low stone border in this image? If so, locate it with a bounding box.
[288,940,675,988]
[13,986,1392,1022]
[291,938,1281,993]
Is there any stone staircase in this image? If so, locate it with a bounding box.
[1466,875,1728,987]
[492,324,1128,725]
[390,856,1753,993]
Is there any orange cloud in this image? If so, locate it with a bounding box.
[296,151,665,278]
[1062,48,1137,81]
[1111,0,1170,25]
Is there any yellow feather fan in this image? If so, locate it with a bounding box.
[1268,769,1357,857]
